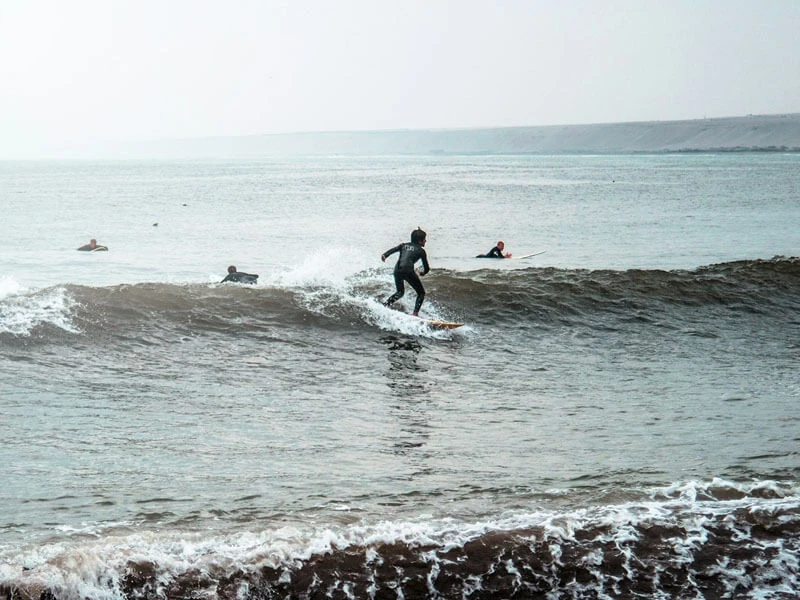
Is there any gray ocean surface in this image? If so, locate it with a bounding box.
[1,154,799,599]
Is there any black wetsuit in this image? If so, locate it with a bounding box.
[77,244,108,251]
[383,242,430,313]
[476,246,505,258]
[221,271,258,284]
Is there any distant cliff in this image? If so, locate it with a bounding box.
[109,113,800,158]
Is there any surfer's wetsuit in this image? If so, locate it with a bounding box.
[221,271,258,284]
[383,242,430,313]
[477,246,505,258]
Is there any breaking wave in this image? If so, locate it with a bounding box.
[1,257,797,344]
[1,480,798,600]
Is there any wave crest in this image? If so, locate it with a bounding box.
[1,258,796,342]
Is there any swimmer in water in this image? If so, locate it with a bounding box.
[77,238,108,251]
[220,265,259,284]
[476,241,511,258]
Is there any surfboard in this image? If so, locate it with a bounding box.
[420,318,464,330]
[89,246,109,252]
[382,303,464,329]
[511,250,545,260]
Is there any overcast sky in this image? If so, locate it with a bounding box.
[1,0,798,156]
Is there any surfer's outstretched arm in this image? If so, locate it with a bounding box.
[381,244,402,262]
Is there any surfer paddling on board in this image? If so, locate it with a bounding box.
[221,265,259,284]
[476,241,511,258]
[381,227,430,317]
[77,238,108,251]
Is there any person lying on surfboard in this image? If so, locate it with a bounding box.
[381,227,430,317]
[220,265,259,284]
[77,238,108,251]
[476,240,511,258]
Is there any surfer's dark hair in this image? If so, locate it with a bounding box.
[228,265,237,273]
[411,228,426,244]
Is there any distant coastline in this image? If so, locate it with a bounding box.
[65,113,800,158]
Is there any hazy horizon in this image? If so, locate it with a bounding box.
[2,1,799,158]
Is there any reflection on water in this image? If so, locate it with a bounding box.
[382,335,427,393]
[380,336,433,461]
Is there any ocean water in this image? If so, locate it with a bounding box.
[1,153,799,599]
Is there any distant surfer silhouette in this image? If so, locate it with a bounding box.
[477,241,511,258]
[221,265,258,284]
[381,227,430,316]
[77,238,108,251]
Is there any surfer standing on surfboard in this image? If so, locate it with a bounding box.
[476,240,511,258]
[381,228,430,317]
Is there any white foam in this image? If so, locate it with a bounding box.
[3,487,800,600]
[270,247,376,289]
[0,275,23,300]
[653,478,800,503]
[364,298,468,339]
[0,286,79,335]
[257,250,468,338]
